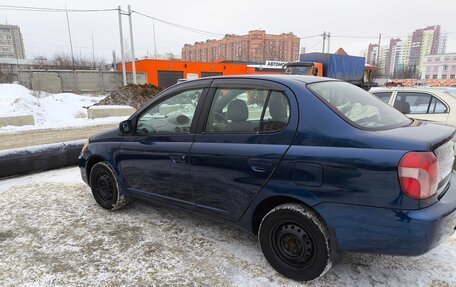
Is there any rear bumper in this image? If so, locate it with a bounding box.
[314,172,456,256]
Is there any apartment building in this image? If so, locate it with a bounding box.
[421,53,456,80]
[0,24,25,59]
[182,30,300,63]
[364,25,447,78]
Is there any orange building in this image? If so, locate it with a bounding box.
[120,59,281,88]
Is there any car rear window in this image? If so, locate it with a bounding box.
[308,81,412,130]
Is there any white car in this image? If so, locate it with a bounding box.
[370,87,456,126]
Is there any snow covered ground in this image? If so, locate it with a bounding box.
[0,167,455,286]
[0,84,128,133]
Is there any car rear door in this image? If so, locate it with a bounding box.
[189,78,298,221]
[117,80,211,208]
[394,91,449,123]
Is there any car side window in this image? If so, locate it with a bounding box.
[136,89,203,134]
[429,96,448,113]
[205,88,290,133]
[394,92,447,114]
[261,91,290,132]
[372,92,392,103]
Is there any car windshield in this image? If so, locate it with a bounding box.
[308,81,412,129]
[284,66,311,75]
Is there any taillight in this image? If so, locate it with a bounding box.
[398,152,439,199]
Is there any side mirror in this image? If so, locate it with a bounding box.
[119,120,133,133]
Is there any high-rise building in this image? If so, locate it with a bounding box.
[407,25,446,75]
[378,46,389,76]
[385,38,401,77]
[364,25,447,78]
[182,30,300,63]
[366,43,379,65]
[391,41,408,77]
[438,33,447,54]
[0,24,25,59]
[366,43,388,76]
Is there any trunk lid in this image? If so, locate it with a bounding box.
[377,120,455,151]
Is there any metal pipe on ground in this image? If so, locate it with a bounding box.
[0,140,85,178]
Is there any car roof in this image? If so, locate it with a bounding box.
[370,87,456,97]
[179,74,337,87]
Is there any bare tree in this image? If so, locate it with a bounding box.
[33,52,106,70]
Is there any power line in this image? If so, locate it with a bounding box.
[0,4,117,12]
[307,39,322,51]
[132,10,224,37]
[332,35,406,39]
[331,32,456,39]
[300,34,322,39]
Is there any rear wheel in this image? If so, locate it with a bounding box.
[259,203,333,281]
[89,161,128,210]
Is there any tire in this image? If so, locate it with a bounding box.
[89,161,128,210]
[258,203,333,281]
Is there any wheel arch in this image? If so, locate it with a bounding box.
[251,195,326,236]
[85,156,106,186]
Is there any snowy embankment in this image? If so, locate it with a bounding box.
[0,84,128,133]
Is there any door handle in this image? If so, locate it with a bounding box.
[169,153,187,164]
[248,159,272,173]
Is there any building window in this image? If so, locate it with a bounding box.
[445,56,450,61]
[442,75,447,79]
[432,75,438,79]
[435,57,440,61]
[444,65,448,71]
[452,66,456,71]
[453,57,456,61]
[425,75,430,79]
[427,57,432,62]
[450,75,455,79]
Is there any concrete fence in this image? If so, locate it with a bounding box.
[17,70,147,94]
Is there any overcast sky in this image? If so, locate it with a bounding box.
[2,0,456,61]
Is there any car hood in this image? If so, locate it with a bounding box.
[90,127,123,143]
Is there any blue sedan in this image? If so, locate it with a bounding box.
[79,75,456,281]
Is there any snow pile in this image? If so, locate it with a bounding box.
[0,84,128,132]
[95,83,162,109]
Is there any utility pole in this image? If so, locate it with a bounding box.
[327,32,331,53]
[152,18,157,58]
[91,31,95,69]
[322,31,327,53]
[127,5,137,84]
[112,50,117,71]
[118,5,127,86]
[65,4,75,70]
[376,33,382,68]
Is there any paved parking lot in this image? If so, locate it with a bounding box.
[0,167,455,286]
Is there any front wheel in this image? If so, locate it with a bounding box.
[89,161,128,210]
[258,203,333,281]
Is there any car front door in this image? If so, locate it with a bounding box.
[189,79,298,221]
[117,80,211,208]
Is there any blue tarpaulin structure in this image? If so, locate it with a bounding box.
[299,53,365,82]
